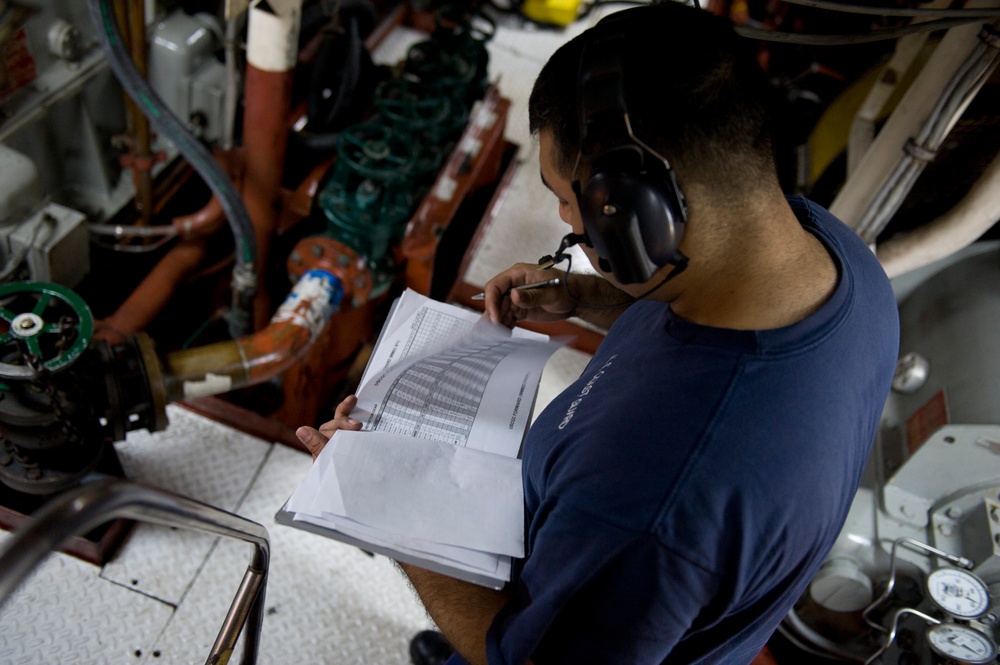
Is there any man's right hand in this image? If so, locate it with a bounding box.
[483,263,578,327]
[295,395,363,460]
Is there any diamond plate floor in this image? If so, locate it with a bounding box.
[0,406,437,665]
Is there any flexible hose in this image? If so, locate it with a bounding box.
[86,0,258,338]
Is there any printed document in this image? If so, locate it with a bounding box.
[277,289,567,588]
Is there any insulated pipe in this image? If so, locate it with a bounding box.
[162,269,344,402]
[831,13,997,230]
[877,151,1000,279]
[243,0,302,330]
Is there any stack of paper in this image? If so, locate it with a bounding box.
[277,289,566,588]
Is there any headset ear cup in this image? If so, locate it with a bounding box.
[578,166,686,284]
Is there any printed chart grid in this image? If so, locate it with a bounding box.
[371,310,517,445]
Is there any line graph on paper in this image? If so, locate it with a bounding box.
[369,308,517,446]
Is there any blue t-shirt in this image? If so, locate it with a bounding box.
[450,197,899,665]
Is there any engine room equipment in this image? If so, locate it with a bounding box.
[0,281,165,496]
[0,144,90,287]
[313,8,495,298]
[779,246,1000,664]
[146,9,229,144]
[0,2,129,222]
[316,120,420,297]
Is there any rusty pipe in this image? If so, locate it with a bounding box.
[163,270,341,402]
[160,237,372,403]
[93,196,228,343]
[243,0,302,330]
[125,0,153,227]
[94,239,210,345]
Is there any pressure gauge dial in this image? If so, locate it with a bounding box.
[926,624,997,664]
[926,568,991,619]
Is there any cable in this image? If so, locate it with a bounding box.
[735,16,985,45]
[778,0,1000,19]
[855,23,1000,242]
[86,0,258,337]
[550,250,689,311]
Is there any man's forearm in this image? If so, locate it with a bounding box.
[398,562,511,665]
[567,273,634,330]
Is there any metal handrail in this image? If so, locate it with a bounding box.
[0,478,270,665]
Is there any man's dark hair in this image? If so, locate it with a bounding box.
[528,1,777,193]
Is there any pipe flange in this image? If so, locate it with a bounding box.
[287,237,374,308]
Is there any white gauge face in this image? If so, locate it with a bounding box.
[926,568,991,619]
[926,624,997,664]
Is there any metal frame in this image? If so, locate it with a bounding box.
[0,478,270,665]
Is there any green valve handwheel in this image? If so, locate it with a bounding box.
[0,281,94,378]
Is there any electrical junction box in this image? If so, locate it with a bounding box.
[2,203,89,288]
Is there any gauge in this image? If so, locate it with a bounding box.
[926,568,991,619]
[926,624,998,664]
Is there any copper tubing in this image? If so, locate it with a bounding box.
[126,0,153,226]
[112,0,154,226]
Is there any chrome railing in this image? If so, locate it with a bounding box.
[0,478,270,665]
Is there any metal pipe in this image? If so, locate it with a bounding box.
[87,0,259,338]
[125,0,154,227]
[854,22,1000,243]
[163,268,346,402]
[0,478,269,665]
[243,0,303,330]
[831,15,996,230]
[94,238,211,344]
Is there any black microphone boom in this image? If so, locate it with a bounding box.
[538,232,590,269]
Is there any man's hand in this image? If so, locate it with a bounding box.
[484,264,633,330]
[484,264,577,327]
[295,395,363,460]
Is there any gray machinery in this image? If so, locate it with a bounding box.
[783,245,1000,665]
[0,1,230,288]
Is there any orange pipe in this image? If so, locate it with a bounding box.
[242,63,293,331]
[163,272,340,400]
[94,200,227,344]
[172,195,225,240]
[159,238,372,403]
[94,240,209,345]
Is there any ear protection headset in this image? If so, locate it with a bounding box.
[571,27,689,284]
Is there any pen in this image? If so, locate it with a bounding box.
[471,277,562,301]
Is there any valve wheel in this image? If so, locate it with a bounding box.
[337,121,416,182]
[375,78,451,130]
[0,281,94,378]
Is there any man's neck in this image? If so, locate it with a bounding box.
[650,196,838,331]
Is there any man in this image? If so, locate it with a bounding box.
[296,2,899,663]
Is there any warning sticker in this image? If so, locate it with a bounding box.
[904,388,949,455]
